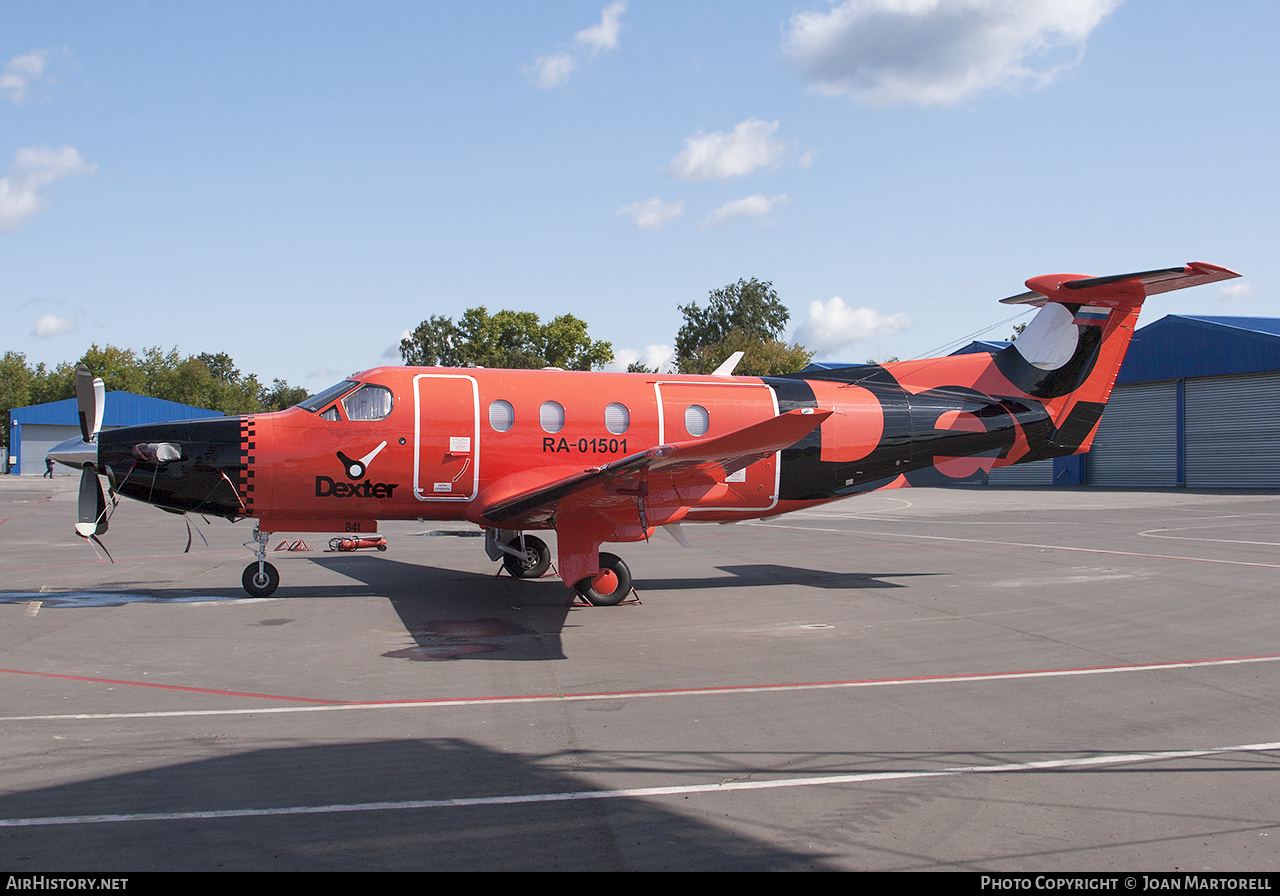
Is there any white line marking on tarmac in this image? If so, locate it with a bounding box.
[1139,523,1280,547]
[2,740,1277,828]
[747,522,1280,568]
[2,654,1277,722]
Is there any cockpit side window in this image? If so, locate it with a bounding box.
[342,384,393,421]
[319,405,341,422]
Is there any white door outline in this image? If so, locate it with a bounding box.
[413,373,480,502]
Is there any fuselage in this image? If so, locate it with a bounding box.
[91,357,1080,539]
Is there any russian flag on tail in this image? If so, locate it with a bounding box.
[1073,306,1110,326]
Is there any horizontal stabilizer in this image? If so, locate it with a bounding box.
[1001,262,1239,306]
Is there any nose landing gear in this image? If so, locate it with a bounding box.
[242,525,279,597]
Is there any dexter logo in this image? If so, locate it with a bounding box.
[319,441,398,498]
[315,477,400,499]
[337,441,387,480]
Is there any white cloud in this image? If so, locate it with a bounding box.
[0,146,97,231]
[670,119,786,182]
[1218,281,1252,304]
[576,1,627,54]
[703,194,789,228]
[526,3,626,88]
[795,296,912,355]
[0,50,52,102]
[617,197,684,229]
[783,0,1119,107]
[31,314,77,338]
[611,343,674,373]
[526,53,577,89]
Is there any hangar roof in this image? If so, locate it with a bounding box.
[10,392,223,427]
[1116,315,1280,384]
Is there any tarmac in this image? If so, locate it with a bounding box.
[1,473,1279,871]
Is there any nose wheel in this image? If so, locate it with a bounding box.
[573,552,632,606]
[242,525,279,597]
[242,561,280,597]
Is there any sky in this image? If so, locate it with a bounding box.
[3,1,1278,390]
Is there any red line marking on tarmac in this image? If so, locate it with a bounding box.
[9,654,1278,714]
[0,518,9,527]
[0,668,345,704]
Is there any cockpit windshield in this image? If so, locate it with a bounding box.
[297,380,358,413]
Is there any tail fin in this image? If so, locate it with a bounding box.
[992,262,1238,457]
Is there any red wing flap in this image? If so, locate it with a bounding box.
[479,407,831,525]
[1002,262,1240,306]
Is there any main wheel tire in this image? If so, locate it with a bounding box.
[574,552,631,606]
[242,561,280,597]
[503,535,551,579]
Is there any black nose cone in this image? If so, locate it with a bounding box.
[99,417,246,519]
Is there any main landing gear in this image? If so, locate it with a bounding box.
[486,529,553,579]
[501,534,552,579]
[242,525,280,597]
[485,529,634,606]
[573,552,631,607]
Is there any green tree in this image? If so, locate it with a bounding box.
[261,379,310,411]
[79,344,147,394]
[674,279,812,376]
[0,346,311,445]
[400,315,462,367]
[0,351,34,454]
[400,307,613,371]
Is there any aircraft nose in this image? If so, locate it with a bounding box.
[48,436,99,470]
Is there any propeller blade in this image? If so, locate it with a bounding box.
[75,464,108,538]
[75,364,105,442]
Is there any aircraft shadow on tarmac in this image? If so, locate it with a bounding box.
[300,555,931,662]
[0,738,840,871]
[638,564,935,592]
[0,554,931,663]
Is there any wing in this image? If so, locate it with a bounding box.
[479,407,832,527]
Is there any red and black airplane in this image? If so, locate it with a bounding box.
[50,262,1238,603]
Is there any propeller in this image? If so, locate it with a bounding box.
[70,365,111,549]
[76,462,108,538]
[76,363,104,442]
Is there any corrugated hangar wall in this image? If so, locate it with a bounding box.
[1184,371,1280,488]
[18,423,83,477]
